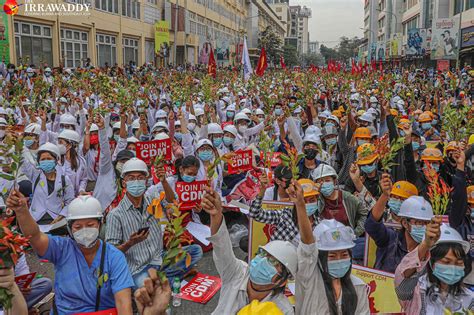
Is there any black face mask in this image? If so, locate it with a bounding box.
[304,148,317,160]
[276,178,290,189]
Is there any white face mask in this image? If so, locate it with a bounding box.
[0,130,5,139]
[58,144,67,155]
[73,227,99,248]
[188,122,196,131]
[238,125,248,134]
[116,162,124,173]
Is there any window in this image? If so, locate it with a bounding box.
[123,37,139,65]
[14,21,52,66]
[147,0,157,4]
[61,28,88,68]
[145,40,154,63]
[406,0,418,10]
[122,0,140,19]
[96,33,116,66]
[95,0,118,14]
[66,0,90,4]
[403,16,419,35]
[468,0,474,10]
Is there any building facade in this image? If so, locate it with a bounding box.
[289,5,311,55]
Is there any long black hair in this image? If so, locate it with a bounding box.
[176,155,200,181]
[427,243,472,297]
[318,250,358,315]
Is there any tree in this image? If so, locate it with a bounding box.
[258,26,283,66]
[319,44,339,62]
[320,36,365,63]
[301,53,325,67]
[283,45,298,67]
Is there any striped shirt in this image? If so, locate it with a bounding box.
[105,194,163,276]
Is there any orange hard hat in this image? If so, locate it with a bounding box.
[468,186,474,204]
[391,181,418,199]
[353,127,372,139]
[421,147,443,162]
[356,143,379,165]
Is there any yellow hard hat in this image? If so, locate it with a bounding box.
[332,110,342,118]
[445,141,459,153]
[423,111,434,119]
[468,186,474,204]
[421,147,443,162]
[391,181,418,199]
[418,113,432,123]
[390,109,398,117]
[353,127,372,139]
[397,118,410,129]
[356,143,379,165]
[298,178,319,197]
[357,109,366,116]
[237,300,284,315]
[468,134,474,146]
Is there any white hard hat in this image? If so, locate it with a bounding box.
[226,104,236,112]
[223,124,238,137]
[131,119,140,130]
[44,67,52,72]
[393,96,401,103]
[90,123,99,132]
[58,130,80,144]
[112,122,121,130]
[0,108,7,115]
[59,114,77,126]
[397,99,405,107]
[234,112,250,122]
[151,121,169,133]
[350,94,359,102]
[239,98,247,105]
[370,96,378,103]
[67,196,103,221]
[255,108,265,116]
[302,133,321,146]
[121,157,149,177]
[154,132,169,140]
[305,125,322,138]
[26,67,34,73]
[25,123,41,135]
[222,96,231,105]
[359,112,374,123]
[59,97,68,104]
[314,219,356,251]
[312,164,338,181]
[196,138,213,150]
[188,114,196,121]
[155,109,167,119]
[260,240,297,277]
[0,118,6,127]
[37,142,60,160]
[435,224,470,254]
[208,123,223,135]
[241,108,252,115]
[194,108,205,117]
[127,136,139,143]
[318,110,331,119]
[321,125,338,138]
[326,115,340,125]
[398,196,433,221]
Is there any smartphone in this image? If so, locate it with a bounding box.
[137,227,150,234]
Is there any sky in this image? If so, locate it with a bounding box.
[290,0,365,48]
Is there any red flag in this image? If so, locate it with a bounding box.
[208,47,216,78]
[310,64,318,73]
[371,59,376,71]
[255,47,268,76]
[336,62,341,73]
[351,60,355,75]
[379,60,383,72]
[280,55,286,69]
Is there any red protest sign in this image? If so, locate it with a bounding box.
[260,152,282,168]
[437,60,449,72]
[221,121,233,129]
[228,150,253,174]
[176,180,207,211]
[151,164,176,184]
[75,308,117,315]
[15,272,36,290]
[135,139,172,164]
[178,273,221,304]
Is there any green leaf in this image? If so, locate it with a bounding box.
[0,173,14,181]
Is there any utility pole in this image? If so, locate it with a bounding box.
[173,0,179,66]
[456,0,464,69]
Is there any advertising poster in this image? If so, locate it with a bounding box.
[407,28,424,56]
[154,21,169,57]
[461,26,474,49]
[431,17,460,60]
[376,42,386,61]
[390,33,402,57]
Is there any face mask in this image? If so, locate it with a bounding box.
[432,263,465,285]
[412,141,420,151]
[432,119,438,125]
[188,123,196,131]
[27,72,34,77]
[60,105,66,111]
[328,258,351,278]
[212,137,223,147]
[58,144,67,156]
[275,108,283,116]
[388,198,403,215]
[249,255,277,285]
[24,139,35,148]
[175,132,183,142]
[424,163,440,172]
[399,130,405,137]
[0,130,5,139]
[223,136,234,146]
[182,174,196,183]
[361,164,377,174]
[45,72,51,77]
[258,117,264,123]
[73,227,99,248]
[113,135,119,142]
[90,134,99,145]
[126,179,147,197]
[325,138,337,146]
[357,139,368,146]
[116,162,124,174]
[226,111,234,118]
[320,181,335,197]
[325,122,336,128]
[421,122,431,130]
[289,102,296,107]
[238,125,248,134]
[198,150,214,161]
[306,202,319,216]
[409,225,426,243]
[304,148,317,160]
[38,160,57,173]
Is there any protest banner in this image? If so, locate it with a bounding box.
[364,221,402,268]
[151,164,176,184]
[248,201,293,261]
[135,138,172,164]
[228,150,253,174]
[14,272,36,291]
[352,265,402,314]
[437,60,450,72]
[176,180,207,211]
[178,273,221,304]
[260,152,282,168]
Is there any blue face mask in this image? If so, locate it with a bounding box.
[198,150,214,161]
[325,122,336,128]
[113,135,119,142]
[59,128,65,134]
[275,108,283,116]
[421,122,431,130]
[357,139,368,146]
[325,138,337,146]
[432,119,438,125]
[223,136,234,146]
[361,164,377,174]
[320,181,335,197]
[425,163,440,172]
[126,180,147,197]
[433,263,465,285]
[24,139,35,148]
[212,137,223,147]
[306,202,319,216]
[38,160,56,173]
[182,174,196,183]
[471,207,474,218]
[175,132,183,142]
[410,225,426,243]
[399,130,405,137]
[388,198,403,215]
[412,141,420,151]
[226,111,234,118]
[327,258,351,278]
[249,255,278,285]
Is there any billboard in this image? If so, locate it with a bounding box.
[406,28,425,56]
[154,21,170,57]
[461,26,474,48]
[376,42,386,61]
[390,33,402,57]
[431,17,460,60]
[420,28,432,52]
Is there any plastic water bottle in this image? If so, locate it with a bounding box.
[172,276,181,307]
